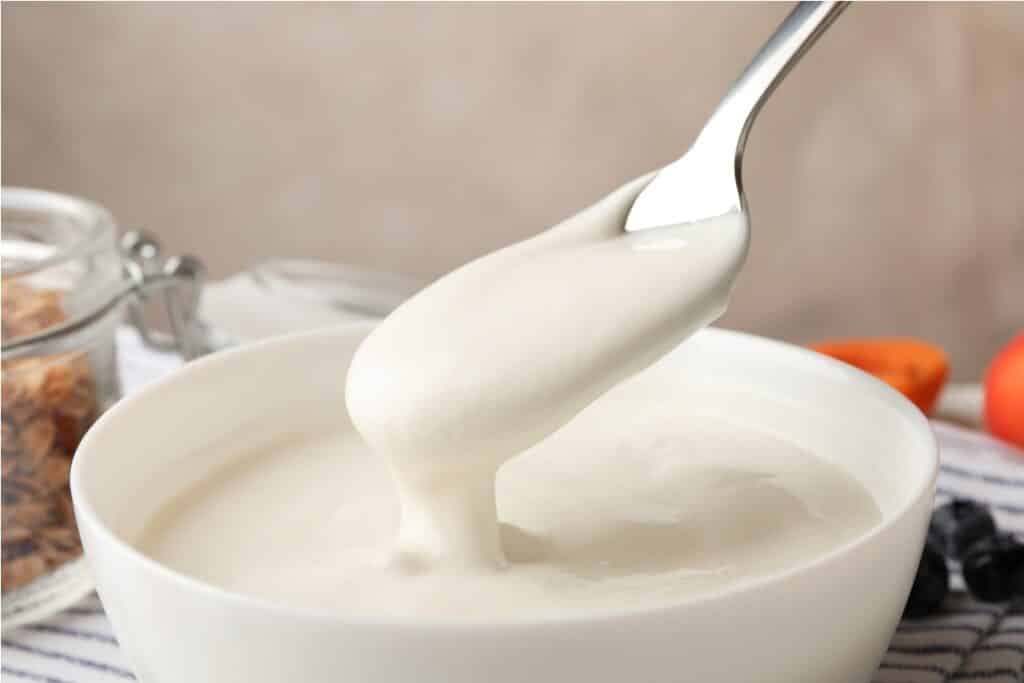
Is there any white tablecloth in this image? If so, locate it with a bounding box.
[3,332,1022,683]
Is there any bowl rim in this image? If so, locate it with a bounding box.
[71,324,938,632]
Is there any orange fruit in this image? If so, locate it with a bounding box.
[984,333,1024,450]
[810,338,949,415]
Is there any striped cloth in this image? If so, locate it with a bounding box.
[876,423,1024,683]
[2,335,1023,682]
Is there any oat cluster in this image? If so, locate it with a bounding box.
[2,281,100,592]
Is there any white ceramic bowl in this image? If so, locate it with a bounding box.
[71,325,937,683]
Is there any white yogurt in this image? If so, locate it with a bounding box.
[140,375,880,618]
[345,176,749,569]
[139,175,880,618]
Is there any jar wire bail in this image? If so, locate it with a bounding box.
[1,231,209,362]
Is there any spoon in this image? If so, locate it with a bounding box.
[624,1,849,233]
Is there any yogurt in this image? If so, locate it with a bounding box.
[140,374,880,618]
[345,175,748,569]
[139,175,881,618]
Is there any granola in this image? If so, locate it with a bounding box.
[2,281,99,592]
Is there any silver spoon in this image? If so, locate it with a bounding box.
[624,1,848,233]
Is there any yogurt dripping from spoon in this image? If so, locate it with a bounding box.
[345,175,749,571]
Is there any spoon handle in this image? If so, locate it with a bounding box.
[697,1,849,160]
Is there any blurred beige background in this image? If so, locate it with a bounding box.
[3,2,1021,378]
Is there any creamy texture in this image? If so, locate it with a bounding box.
[140,175,881,619]
[140,377,880,618]
[345,176,749,569]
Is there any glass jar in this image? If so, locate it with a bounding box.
[1,187,206,628]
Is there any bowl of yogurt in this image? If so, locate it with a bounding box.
[71,177,937,682]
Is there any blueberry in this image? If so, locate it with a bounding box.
[929,499,997,560]
[903,539,949,619]
[961,533,1024,603]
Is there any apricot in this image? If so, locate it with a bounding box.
[810,338,949,415]
[984,334,1024,450]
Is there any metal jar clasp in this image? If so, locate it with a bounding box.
[1,232,209,361]
[119,232,209,360]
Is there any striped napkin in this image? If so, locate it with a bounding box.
[2,335,1022,682]
[876,422,1024,683]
